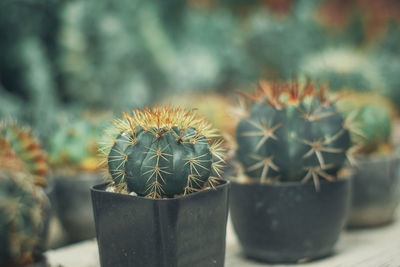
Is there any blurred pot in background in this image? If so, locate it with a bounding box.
[338,92,400,227]
[47,111,108,244]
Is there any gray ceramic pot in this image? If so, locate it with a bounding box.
[54,171,103,243]
[348,154,400,228]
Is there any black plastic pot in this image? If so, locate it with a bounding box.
[54,172,103,243]
[91,181,230,267]
[348,154,400,228]
[230,179,351,263]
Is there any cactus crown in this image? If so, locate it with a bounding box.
[236,80,352,189]
[0,121,48,187]
[101,106,225,198]
[337,92,394,154]
[0,159,45,266]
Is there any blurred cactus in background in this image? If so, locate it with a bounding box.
[244,1,326,79]
[337,92,395,154]
[0,167,47,266]
[0,0,61,138]
[300,47,386,93]
[48,112,109,173]
[101,106,225,198]
[163,93,238,137]
[235,80,352,189]
[1,0,400,143]
[0,121,49,187]
[0,127,48,266]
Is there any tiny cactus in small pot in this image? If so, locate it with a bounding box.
[337,92,400,228]
[230,80,353,263]
[91,106,230,267]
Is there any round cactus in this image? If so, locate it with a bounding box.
[337,92,394,154]
[0,121,49,187]
[48,116,103,172]
[101,106,225,198]
[235,80,352,189]
[0,162,46,266]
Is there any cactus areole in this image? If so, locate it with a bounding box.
[236,80,352,189]
[102,106,225,198]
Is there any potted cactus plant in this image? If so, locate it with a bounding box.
[0,126,50,266]
[0,121,51,253]
[91,106,230,267]
[337,92,400,227]
[48,113,106,244]
[230,80,353,263]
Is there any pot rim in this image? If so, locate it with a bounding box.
[91,180,229,202]
[230,177,350,188]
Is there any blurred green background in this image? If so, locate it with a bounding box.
[1,0,399,140]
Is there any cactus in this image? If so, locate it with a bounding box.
[0,160,47,266]
[163,93,238,137]
[101,106,225,198]
[0,121,49,187]
[337,92,394,154]
[235,80,352,189]
[48,115,103,172]
[300,47,387,93]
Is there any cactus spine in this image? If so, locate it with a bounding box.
[235,80,352,189]
[101,106,225,198]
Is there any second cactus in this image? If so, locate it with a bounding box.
[236,80,351,188]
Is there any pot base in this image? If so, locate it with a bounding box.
[230,179,351,263]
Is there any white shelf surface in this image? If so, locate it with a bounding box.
[46,214,400,267]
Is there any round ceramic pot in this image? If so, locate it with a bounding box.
[230,179,351,263]
[54,172,103,243]
[347,154,400,228]
[91,181,230,267]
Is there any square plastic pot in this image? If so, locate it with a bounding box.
[91,180,230,267]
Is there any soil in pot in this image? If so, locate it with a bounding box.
[91,181,230,267]
[230,178,351,263]
[348,154,400,228]
[54,171,104,244]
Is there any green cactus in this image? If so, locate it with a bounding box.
[0,164,46,266]
[337,92,394,154]
[300,47,387,93]
[48,115,104,172]
[0,121,49,187]
[235,80,352,189]
[101,106,225,198]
